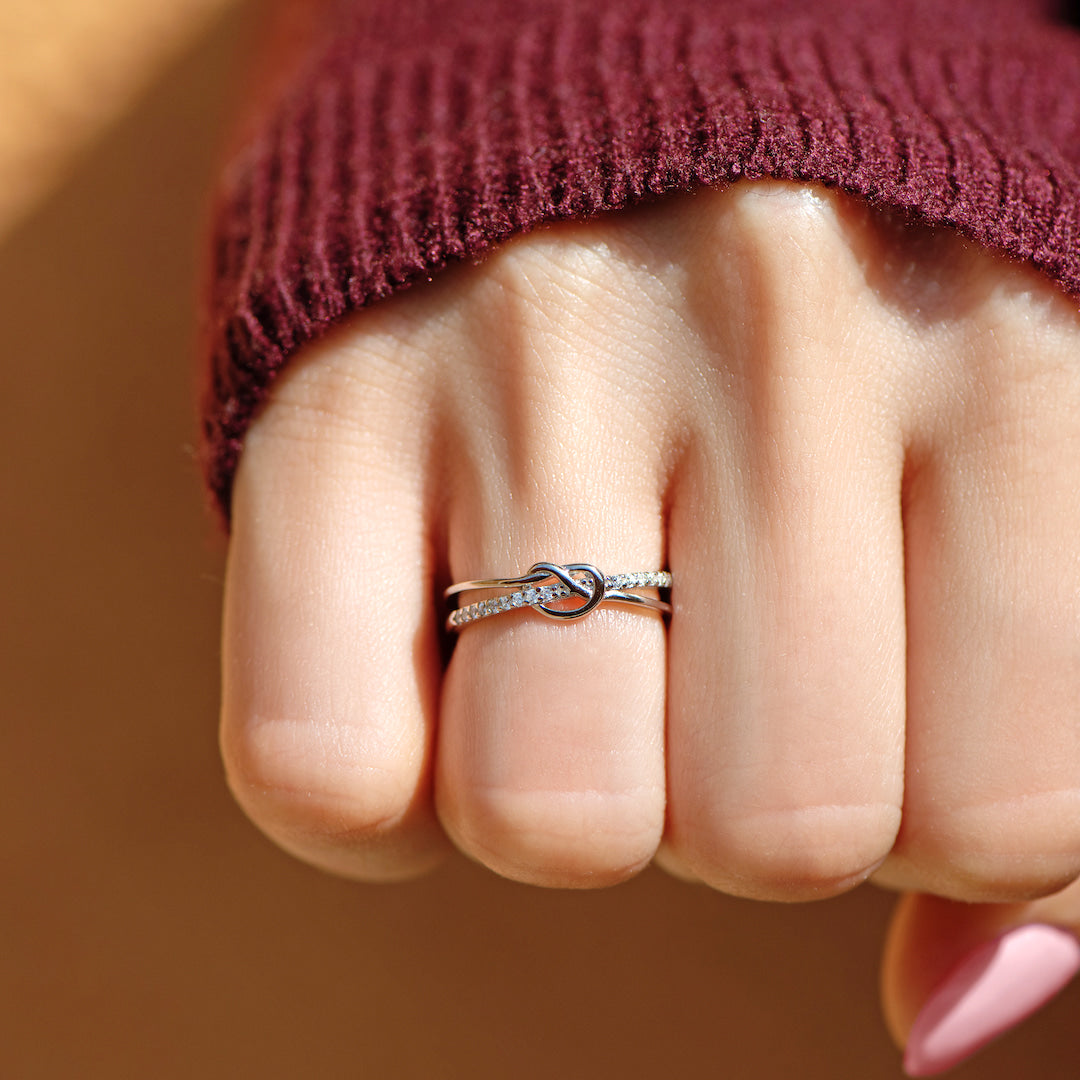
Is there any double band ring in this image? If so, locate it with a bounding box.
[445,561,672,630]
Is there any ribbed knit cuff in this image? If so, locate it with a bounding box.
[201,0,1080,523]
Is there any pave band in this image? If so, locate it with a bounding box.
[445,562,672,630]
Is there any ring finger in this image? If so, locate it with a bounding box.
[434,234,674,888]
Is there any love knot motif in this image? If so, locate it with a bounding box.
[443,561,671,630]
[526,562,606,620]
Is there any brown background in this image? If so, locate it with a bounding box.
[1,5,1077,1077]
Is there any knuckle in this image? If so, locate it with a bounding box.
[681,802,900,901]
[473,227,668,377]
[485,230,632,319]
[904,791,1080,902]
[451,784,664,888]
[709,181,848,292]
[685,182,877,383]
[724,180,844,249]
[248,350,425,454]
[222,711,419,844]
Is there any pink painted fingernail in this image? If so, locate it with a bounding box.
[903,924,1080,1076]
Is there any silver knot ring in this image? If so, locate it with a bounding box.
[445,562,672,631]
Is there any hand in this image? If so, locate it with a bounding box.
[218,180,1080,1068]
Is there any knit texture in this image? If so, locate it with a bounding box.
[202,0,1080,522]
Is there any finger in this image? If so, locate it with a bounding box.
[435,229,672,888]
[220,323,449,881]
[879,280,1080,902]
[883,885,1080,1076]
[664,182,908,901]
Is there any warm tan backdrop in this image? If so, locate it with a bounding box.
[1,4,1077,1077]
[0,0,235,237]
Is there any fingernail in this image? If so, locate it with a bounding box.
[904,924,1080,1076]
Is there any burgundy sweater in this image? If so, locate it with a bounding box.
[201,0,1080,522]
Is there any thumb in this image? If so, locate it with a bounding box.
[881,881,1080,1076]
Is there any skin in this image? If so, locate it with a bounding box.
[219,181,1080,1054]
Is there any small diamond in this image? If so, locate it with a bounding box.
[497,596,511,611]
[523,588,538,604]
[511,593,525,608]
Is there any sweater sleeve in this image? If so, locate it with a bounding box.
[200,0,1080,524]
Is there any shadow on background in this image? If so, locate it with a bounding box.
[0,7,1076,1079]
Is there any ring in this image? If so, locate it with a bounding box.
[445,561,672,630]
